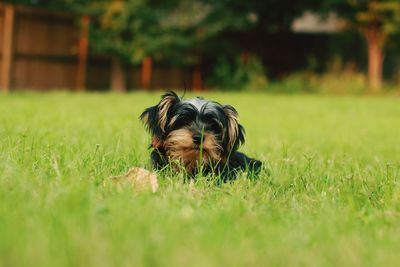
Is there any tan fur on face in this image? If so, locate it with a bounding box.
[164,129,222,174]
[224,106,239,151]
[151,136,163,149]
[158,95,177,132]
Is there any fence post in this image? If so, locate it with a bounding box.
[76,15,90,91]
[0,5,15,92]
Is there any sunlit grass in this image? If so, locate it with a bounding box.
[0,91,400,267]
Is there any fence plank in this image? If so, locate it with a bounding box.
[0,5,14,92]
[0,5,201,91]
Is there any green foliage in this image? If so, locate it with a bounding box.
[269,58,367,94]
[1,92,400,266]
[324,0,400,35]
[208,55,268,91]
[269,72,316,93]
[358,1,400,34]
[90,0,222,64]
[269,72,367,94]
[209,55,377,94]
[203,0,322,32]
[317,57,367,94]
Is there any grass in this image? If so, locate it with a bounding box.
[0,91,400,267]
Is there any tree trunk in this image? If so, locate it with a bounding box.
[364,25,386,93]
[141,57,152,90]
[192,64,203,91]
[76,15,90,91]
[111,57,126,92]
[240,50,249,65]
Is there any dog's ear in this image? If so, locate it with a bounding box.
[140,91,180,138]
[223,105,245,152]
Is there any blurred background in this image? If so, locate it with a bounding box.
[0,0,399,94]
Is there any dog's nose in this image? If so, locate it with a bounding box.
[193,134,203,145]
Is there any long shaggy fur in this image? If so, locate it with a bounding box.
[140,91,261,180]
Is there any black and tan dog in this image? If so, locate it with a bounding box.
[140,91,261,180]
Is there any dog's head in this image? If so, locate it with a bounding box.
[140,91,245,173]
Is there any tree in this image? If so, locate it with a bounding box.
[325,0,400,92]
[89,0,225,90]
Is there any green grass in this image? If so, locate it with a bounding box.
[1,91,400,267]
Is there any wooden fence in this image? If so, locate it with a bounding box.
[0,4,198,92]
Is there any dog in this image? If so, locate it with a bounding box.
[140,91,261,180]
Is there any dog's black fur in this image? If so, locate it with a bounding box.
[140,91,261,180]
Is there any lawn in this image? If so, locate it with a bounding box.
[0,91,400,267]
